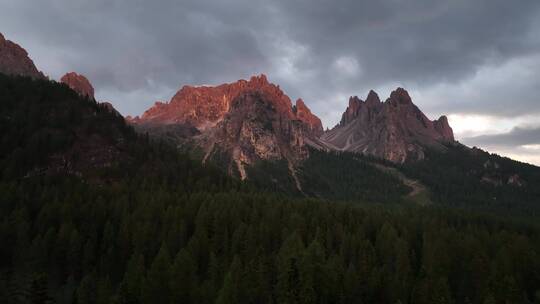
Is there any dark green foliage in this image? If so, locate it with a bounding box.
[300,149,410,203]
[401,144,540,214]
[0,74,238,192]
[1,177,539,304]
[1,75,540,304]
[246,159,302,195]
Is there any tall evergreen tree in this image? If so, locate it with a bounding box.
[141,244,171,304]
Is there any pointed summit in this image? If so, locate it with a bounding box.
[388,87,413,105]
[340,96,363,126]
[0,32,45,79]
[61,72,95,99]
[295,98,324,136]
[434,115,454,142]
[365,90,381,107]
[249,74,269,85]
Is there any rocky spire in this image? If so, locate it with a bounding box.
[0,32,46,79]
[340,96,363,126]
[434,115,455,142]
[365,90,381,107]
[295,98,324,136]
[387,87,413,105]
[61,72,95,99]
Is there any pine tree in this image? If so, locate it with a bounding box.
[430,277,453,304]
[277,232,305,304]
[170,248,197,303]
[141,244,171,304]
[216,256,242,304]
[119,253,145,304]
[96,276,113,304]
[77,272,97,304]
[28,273,52,304]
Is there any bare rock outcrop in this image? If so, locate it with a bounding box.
[0,32,45,79]
[294,98,324,136]
[61,72,95,99]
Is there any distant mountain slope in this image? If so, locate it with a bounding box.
[400,143,540,213]
[0,73,233,191]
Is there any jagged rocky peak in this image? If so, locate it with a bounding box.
[434,115,455,142]
[387,87,413,105]
[339,90,383,126]
[134,74,322,135]
[365,90,381,106]
[294,98,324,136]
[321,87,455,163]
[131,74,326,183]
[0,32,46,79]
[60,72,95,99]
[340,96,363,126]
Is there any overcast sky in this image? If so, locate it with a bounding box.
[1,0,540,165]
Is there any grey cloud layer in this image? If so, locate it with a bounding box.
[1,0,540,156]
[463,126,540,148]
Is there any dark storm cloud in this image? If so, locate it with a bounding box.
[277,0,540,83]
[0,0,271,91]
[1,0,540,123]
[463,126,540,148]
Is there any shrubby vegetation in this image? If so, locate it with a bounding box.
[1,75,540,303]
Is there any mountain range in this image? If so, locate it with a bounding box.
[1,32,539,209]
[1,32,540,304]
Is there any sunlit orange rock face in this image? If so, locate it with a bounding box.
[294,98,324,136]
[0,32,45,79]
[130,74,326,180]
[135,74,316,130]
[321,88,455,163]
[61,72,95,99]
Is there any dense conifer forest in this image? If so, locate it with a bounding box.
[401,145,540,215]
[1,75,540,303]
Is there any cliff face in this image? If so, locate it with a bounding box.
[134,75,295,128]
[199,91,319,180]
[294,98,324,136]
[321,88,455,163]
[0,33,45,79]
[61,72,95,99]
[130,74,325,180]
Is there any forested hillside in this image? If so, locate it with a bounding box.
[1,75,540,304]
[299,150,410,203]
[401,144,540,214]
[0,74,234,190]
[1,178,540,304]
